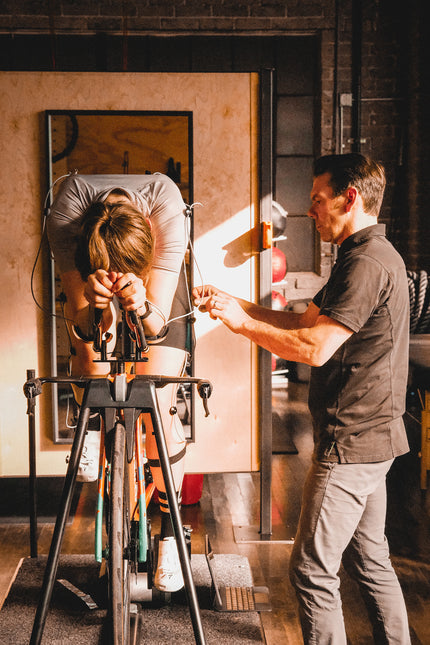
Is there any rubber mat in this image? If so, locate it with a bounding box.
[0,553,264,644]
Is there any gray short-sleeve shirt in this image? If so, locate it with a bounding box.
[309,224,410,463]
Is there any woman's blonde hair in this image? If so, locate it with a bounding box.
[75,200,154,280]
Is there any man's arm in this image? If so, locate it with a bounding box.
[236,312,352,366]
[194,285,352,367]
[237,297,320,330]
[193,284,319,330]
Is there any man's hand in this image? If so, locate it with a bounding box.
[193,284,250,333]
[192,284,219,312]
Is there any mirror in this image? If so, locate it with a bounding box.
[46,110,194,444]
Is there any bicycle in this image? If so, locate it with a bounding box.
[24,308,213,645]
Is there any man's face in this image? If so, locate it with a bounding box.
[307,172,347,245]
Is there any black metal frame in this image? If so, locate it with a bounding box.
[25,372,208,645]
[259,69,274,538]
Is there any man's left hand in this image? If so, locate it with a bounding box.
[207,292,250,333]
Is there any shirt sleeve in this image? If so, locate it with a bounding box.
[319,253,389,333]
[144,174,187,275]
[312,286,325,309]
[46,174,97,274]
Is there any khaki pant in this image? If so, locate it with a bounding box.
[289,457,411,645]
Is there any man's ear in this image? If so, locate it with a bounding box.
[344,186,358,212]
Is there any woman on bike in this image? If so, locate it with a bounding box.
[48,171,191,593]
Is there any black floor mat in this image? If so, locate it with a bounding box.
[0,554,264,644]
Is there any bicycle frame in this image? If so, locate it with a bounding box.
[94,399,152,566]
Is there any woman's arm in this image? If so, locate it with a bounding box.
[60,269,116,377]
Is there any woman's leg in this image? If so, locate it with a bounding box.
[136,345,187,592]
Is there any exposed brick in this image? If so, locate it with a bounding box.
[159,17,201,31]
[87,17,123,32]
[51,17,91,32]
[175,2,212,18]
[250,3,286,18]
[270,16,330,31]
[137,4,175,17]
[123,17,162,31]
[197,18,237,32]
[12,0,58,16]
[287,1,325,18]
[234,17,273,30]
[212,4,249,18]
[61,1,99,16]
[7,15,51,30]
[0,16,12,29]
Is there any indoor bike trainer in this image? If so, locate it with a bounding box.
[24,311,213,645]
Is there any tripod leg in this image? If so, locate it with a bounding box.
[148,382,206,645]
[30,406,91,645]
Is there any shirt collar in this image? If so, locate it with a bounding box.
[338,224,386,256]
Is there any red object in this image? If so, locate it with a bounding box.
[272,290,288,311]
[181,474,204,505]
[272,246,287,283]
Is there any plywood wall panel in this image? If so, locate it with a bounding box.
[0,72,259,476]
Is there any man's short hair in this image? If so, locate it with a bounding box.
[313,153,386,217]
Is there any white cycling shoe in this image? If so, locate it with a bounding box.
[75,430,100,483]
[154,537,184,593]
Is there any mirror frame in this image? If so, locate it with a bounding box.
[45,109,195,444]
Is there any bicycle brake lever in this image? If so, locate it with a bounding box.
[197,381,213,417]
[128,310,149,353]
[23,378,43,399]
[92,309,104,353]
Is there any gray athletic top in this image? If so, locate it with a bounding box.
[47,172,187,276]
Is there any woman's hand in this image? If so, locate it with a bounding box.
[84,270,116,309]
[85,270,147,313]
[111,272,148,314]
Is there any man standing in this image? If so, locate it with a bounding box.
[193,154,411,644]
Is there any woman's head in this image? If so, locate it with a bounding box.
[75,199,154,281]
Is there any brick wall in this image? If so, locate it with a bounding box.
[0,2,331,35]
[0,0,428,270]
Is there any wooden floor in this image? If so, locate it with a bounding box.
[1,382,429,644]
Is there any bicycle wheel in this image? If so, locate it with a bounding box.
[107,422,131,645]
